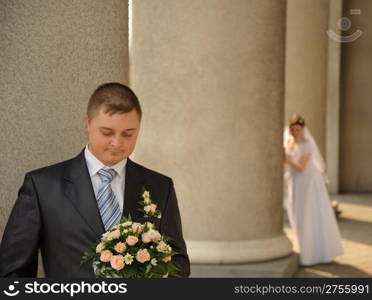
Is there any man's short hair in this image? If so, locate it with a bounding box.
[87,82,142,119]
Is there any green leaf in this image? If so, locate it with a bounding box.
[145,264,152,274]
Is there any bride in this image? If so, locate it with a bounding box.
[284,114,344,266]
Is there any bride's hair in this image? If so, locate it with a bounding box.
[289,114,305,127]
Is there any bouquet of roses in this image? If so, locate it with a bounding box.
[81,190,180,278]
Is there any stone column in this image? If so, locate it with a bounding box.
[0,0,129,275]
[130,0,291,264]
[340,0,372,192]
[326,0,342,194]
[285,0,330,157]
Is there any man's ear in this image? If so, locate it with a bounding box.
[85,116,90,131]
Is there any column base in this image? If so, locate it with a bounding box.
[187,233,293,264]
[190,253,299,277]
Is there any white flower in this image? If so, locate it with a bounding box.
[124,253,134,265]
[157,241,171,253]
[144,205,151,213]
[101,232,110,241]
[143,190,150,199]
[148,229,161,242]
[124,229,128,233]
[150,258,158,266]
[146,222,154,229]
[121,221,132,227]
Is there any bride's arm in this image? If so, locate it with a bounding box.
[284,153,310,172]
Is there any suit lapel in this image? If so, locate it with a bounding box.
[63,150,105,237]
[123,158,145,221]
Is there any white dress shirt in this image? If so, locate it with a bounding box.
[84,145,126,213]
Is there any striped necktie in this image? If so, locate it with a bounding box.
[97,168,121,231]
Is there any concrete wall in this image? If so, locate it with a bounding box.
[0,0,129,235]
[340,0,372,192]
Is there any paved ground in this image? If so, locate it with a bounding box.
[285,193,372,278]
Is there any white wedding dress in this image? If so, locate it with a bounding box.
[285,138,344,266]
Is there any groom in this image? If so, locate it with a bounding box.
[0,83,190,278]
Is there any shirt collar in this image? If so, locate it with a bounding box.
[84,145,127,178]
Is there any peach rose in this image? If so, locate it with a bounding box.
[162,256,171,263]
[126,235,138,246]
[132,222,142,233]
[141,232,152,244]
[108,229,121,240]
[100,250,113,262]
[110,255,125,270]
[150,203,157,213]
[114,242,126,253]
[95,242,105,253]
[136,249,151,263]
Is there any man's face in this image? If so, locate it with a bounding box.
[86,107,140,166]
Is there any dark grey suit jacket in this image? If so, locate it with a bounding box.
[0,150,190,278]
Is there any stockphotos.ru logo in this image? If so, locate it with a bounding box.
[327,8,363,43]
[3,281,20,297]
